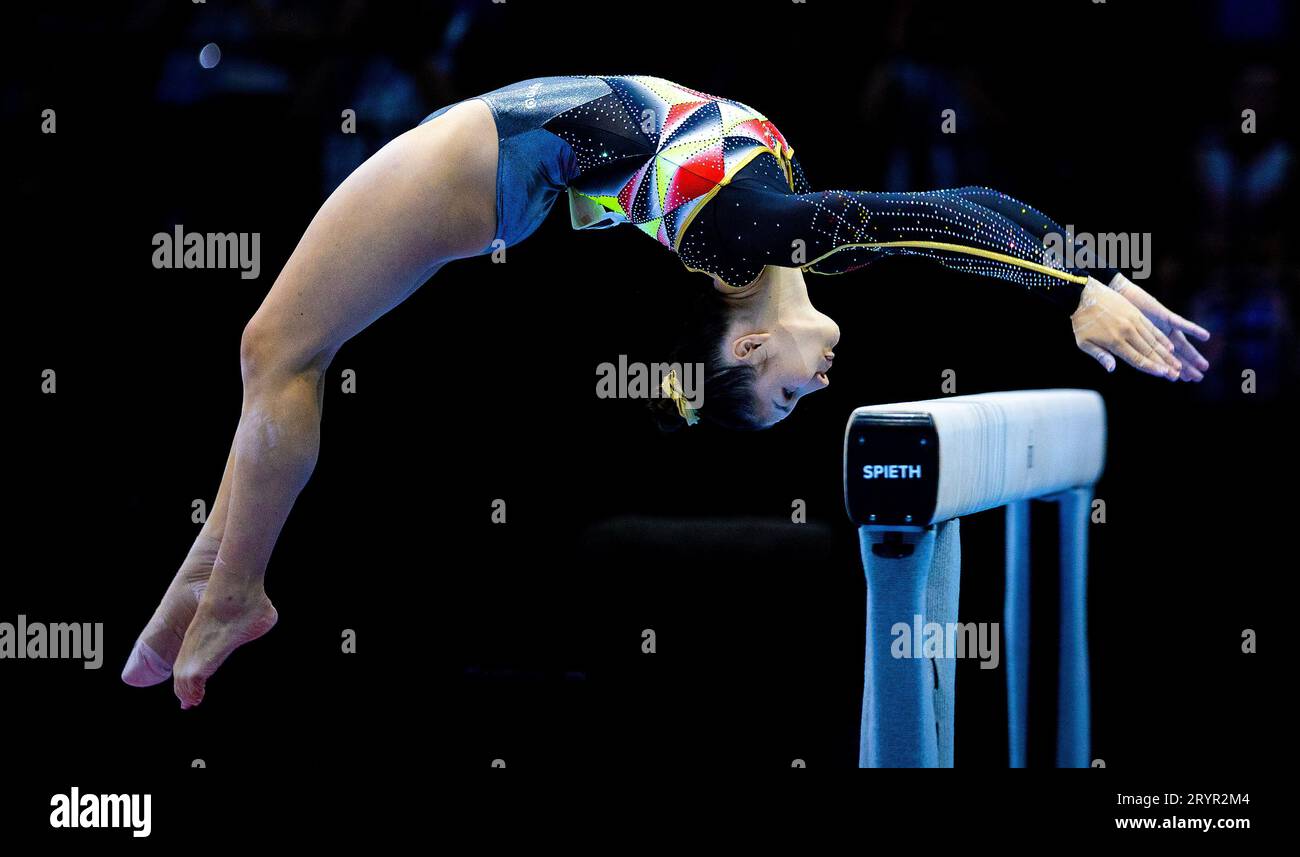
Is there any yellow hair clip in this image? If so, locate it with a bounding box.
[660,368,700,427]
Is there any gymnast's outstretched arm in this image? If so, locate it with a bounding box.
[684,154,1206,379]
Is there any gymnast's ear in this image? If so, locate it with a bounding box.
[729,332,771,362]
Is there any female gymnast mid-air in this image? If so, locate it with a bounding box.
[122,75,1212,707]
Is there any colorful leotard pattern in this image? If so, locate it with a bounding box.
[433,75,1109,308]
[542,75,794,251]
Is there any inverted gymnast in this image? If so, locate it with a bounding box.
[122,75,1211,707]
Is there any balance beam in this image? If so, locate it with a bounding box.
[843,389,1106,767]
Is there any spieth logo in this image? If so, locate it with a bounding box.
[862,464,922,480]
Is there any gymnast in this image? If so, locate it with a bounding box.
[121,75,1211,707]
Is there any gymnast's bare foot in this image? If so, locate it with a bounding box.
[121,533,220,687]
[172,573,278,709]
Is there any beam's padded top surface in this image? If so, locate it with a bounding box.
[847,389,1106,523]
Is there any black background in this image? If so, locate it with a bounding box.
[3,0,1288,837]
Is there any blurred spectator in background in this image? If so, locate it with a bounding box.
[1187,0,1297,400]
[859,0,998,191]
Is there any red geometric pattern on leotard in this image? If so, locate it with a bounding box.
[545,75,793,249]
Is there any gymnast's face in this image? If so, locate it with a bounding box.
[728,304,840,427]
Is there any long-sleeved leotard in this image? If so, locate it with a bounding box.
[418,75,1120,311]
[680,152,1118,311]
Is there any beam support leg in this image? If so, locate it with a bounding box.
[1052,486,1092,768]
[859,521,960,768]
[927,518,961,767]
[1004,500,1030,768]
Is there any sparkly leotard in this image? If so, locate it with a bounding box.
[420,75,1115,310]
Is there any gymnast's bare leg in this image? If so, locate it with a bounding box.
[122,100,499,707]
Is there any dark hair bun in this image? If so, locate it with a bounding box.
[645,286,762,432]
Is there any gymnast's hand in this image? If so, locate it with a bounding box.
[1070,277,1183,380]
[1106,273,1212,382]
